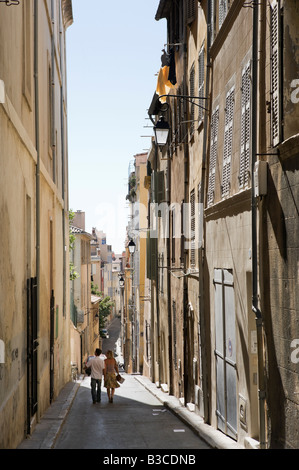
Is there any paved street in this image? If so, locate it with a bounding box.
[53,373,210,450]
[18,315,243,452]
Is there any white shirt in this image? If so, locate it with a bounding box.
[86,355,105,380]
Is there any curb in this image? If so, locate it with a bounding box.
[135,375,245,450]
[18,380,81,449]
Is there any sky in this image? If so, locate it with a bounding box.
[66,1,166,253]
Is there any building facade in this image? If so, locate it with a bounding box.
[143,0,299,449]
[0,0,73,448]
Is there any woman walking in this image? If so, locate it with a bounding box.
[103,350,120,403]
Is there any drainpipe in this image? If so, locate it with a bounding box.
[182,0,189,407]
[34,0,41,418]
[251,1,267,449]
[51,0,56,183]
[59,4,67,318]
[166,119,173,394]
[198,0,212,423]
[155,144,162,387]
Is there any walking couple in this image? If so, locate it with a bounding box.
[86,349,120,404]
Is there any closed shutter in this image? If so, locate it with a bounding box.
[210,0,215,43]
[156,170,165,204]
[240,61,251,187]
[198,44,205,123]
[187,0,196,25]
[146,229,157,281]
[146,231,151,279]
[189,63,195,137]
[207,106,219,206]
[190,189,196,267]
[222,86,235,197]
[219,0,227,29]
[270,0,282,146]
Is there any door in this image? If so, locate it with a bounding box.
[27,277,38,434]
[50,290,55,403]
[214,268,237,440]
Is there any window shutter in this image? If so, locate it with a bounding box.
[207,106,219,206]
[210,0,215,43]
[198,44,205,123]
[171,207,176,263]
[222,86,235,197]
[270,0,282,146]
[187,0,196,25]
[190,189,196,267]
[240,61,251,187]
[156,170,165,204]
[219,0,227,29]
[189,64,195,136]
[146,231,151,279]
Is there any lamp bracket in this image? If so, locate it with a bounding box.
[0,0,20,5]
[158,94,209,111]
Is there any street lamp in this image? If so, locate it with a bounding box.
[153,115,170,147]
[128,239,136,254]
[119,276,125,288]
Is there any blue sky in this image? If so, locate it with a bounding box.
[66,1,166,253]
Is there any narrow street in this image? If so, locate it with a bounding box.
[53,316,211,451]
[53,373,210,450]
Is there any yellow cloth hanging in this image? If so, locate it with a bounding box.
[156,66,176,103]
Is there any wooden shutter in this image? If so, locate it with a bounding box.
[210,0,215,43]
[187,0,196,25]
[222,86,235,197]
[207,106,219,206]
[219,0,227,29]
[190,189,196,267]
[156,170,165,204]
[189,63,195,137]
[198,44,205,123]
[240,61,251,187]
[270,0,282,146]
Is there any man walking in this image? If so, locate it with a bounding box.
[86,348,105,404]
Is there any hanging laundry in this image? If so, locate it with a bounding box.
[156,65,177,103]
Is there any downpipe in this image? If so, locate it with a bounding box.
[251,1,267,449]
[34,0,41,419]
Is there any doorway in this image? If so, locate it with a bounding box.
[214,268,237,440]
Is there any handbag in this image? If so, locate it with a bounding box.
[85,367,91,376]
[116,373,125,384]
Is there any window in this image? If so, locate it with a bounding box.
[222,86,235,198]
[240,61,251,188]
[171,208,176,264]
[187,0,196,25]
[198,44,205,124]
[23,0,33,108]
[190,189,196,267]
[207,106,220,206]
[270,0,282,146]
[189,63,195,137]
[219,0,232,29]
